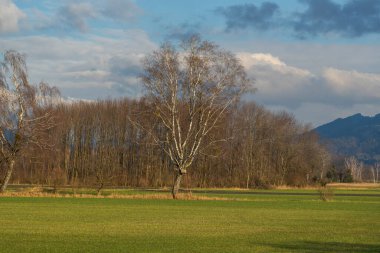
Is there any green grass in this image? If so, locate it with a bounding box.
[0,191,379,253]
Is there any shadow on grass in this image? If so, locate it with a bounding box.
[262,241,380,253]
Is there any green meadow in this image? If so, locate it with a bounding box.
[0,189,379,253]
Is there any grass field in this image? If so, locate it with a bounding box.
[0,187,379,252]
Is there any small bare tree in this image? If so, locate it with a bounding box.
[0,50,59,192]
[141,36,252,198]
[344,156,363,182]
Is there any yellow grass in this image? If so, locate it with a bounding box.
[327,183,380,189]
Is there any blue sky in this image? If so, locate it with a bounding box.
[1,0,380,126]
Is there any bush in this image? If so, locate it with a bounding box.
[48,168,67,193]
[252,177,272,189]
[318,187,334,202]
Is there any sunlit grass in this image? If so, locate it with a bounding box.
[0,190,379,252]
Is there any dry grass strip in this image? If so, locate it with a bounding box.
[327,183,380,189]
[0,190,239,201]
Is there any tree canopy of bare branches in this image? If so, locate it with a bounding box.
[141,36,252,198]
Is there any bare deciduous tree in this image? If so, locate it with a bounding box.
[0,50,59,192]
[344,156,363,182]
[141,36,252,198]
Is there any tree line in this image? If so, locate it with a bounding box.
[1,38,332,196]
[7,98,328,191]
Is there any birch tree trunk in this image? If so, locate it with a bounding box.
[0,159,15,193]
[172,172,184,199]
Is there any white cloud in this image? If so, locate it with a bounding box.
[228,40,380,74]
[0,0,26,33]
[239,53,285,68]
[238,53,315,106]
[323,68,380,101]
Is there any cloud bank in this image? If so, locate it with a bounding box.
[2,0,379,126]
[1,0,142,34]
[57,3,96,32]
[295,0,380,38]
[0,29,156,99]
[217,0,380,38]
[216,2,280,31]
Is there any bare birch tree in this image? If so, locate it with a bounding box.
[0,50,59,192]
[344,156,363,182]
[370,162,379,183]
[141,36,252,198]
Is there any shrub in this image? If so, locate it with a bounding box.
[318,187,334,202]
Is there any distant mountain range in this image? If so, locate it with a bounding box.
[314,113,380,164]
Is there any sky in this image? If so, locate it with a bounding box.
[1,0,380,126]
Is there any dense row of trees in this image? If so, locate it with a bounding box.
[6,99,328,190]
[323,156,379,183]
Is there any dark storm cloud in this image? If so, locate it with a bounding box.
[294,0,380,37]
[215,2,280,31]
[217,0,380,38]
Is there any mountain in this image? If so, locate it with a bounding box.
[314,113,380,164]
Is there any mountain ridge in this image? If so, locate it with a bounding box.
[314,113,380,164]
